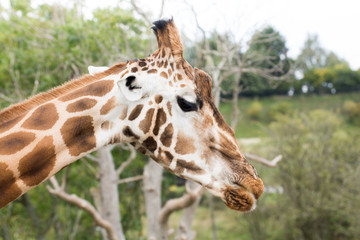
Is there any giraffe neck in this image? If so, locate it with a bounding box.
[0,70,134,208]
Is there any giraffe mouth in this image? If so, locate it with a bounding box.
[221,178,264,212]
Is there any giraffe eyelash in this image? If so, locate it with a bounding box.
[177,96,198,112]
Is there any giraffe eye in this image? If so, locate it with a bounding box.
[177,96,198,112]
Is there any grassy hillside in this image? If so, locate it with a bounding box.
[219,93,360,138]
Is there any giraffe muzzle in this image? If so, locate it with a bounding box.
[222,177,264,212]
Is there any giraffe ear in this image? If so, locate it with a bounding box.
[118,76,143,101]
[88,66,109,76]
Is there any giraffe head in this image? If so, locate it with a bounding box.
[91,19,264,212]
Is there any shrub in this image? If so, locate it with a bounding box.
[269,110,360,239]
[268,101,292,121]
[247,101,262,120]
[343,100,360,126]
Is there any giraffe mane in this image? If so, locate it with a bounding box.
[0,63,126,125]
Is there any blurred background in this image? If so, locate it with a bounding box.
[0,0,359,239]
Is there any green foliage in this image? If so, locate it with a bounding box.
[270,110,360,239]
[247,100,263,120]
[300,66,360,94]
[246,26,290,75]
[343,100,360,126]
[0,1,149,104]
[296,34,349,73]
[268,101,292,121]
[240,26,292,97]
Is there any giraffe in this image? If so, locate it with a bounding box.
[0,19,263,212]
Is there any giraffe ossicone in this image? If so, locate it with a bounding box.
[0,18,264,212]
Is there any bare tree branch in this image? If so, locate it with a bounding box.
[84,154,98,163]
[0,92,16,103]
[130,0,152,25]
[9,52,23,100]
[159,184,204,225]
[117,175,144,184]
[80,158,98,177]
[47,176,118,240]
[30,66,40,96]
[245,153,282,167]
[158,0,165,19]
[116,144,137,176]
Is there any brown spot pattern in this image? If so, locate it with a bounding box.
[142,137,157,152]
[0,115,25,134]
[166,102,172,116]
[109,134,121,145]
[0,132,36,155]
[148,69,158,74]
[137,146,147,154]
[18,136,56,187]
[139,62,146,67]
[155,95,163,104]
[175,132,196,155]
[0,162,22,209]
[131,67,138,72]
[160,72,168,79]
[175,159,204,174]
[22,103,59,130]
[66,98,97,113]
[61,116,96,156]
[121,70,129,78]
[122,126,139,139]
[139,108,155,134]
[158,148,173,165]
[153,108,167,136]
[119,105,128,120]
[101,121,113,130]
[160,124,173,147]
[176,74,183,81]
[168,69,172,76]
[100,96,117,115]
[128,104,144,121]
[157,61,164,68]
[59,80,114,102]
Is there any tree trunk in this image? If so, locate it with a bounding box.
[97,147,125,240]
[213,71,221,108]
[208,193,218,240]
[175,181,202,240]
[142,159,163,240]
[231,72,242,130]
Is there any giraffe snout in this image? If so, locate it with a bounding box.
[222,177,264,212]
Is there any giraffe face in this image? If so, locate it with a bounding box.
[111,45,263,212]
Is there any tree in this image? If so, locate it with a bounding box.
[270,110,360,239]
[296,34,327,73]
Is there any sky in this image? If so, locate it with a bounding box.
[3,0,360,69]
